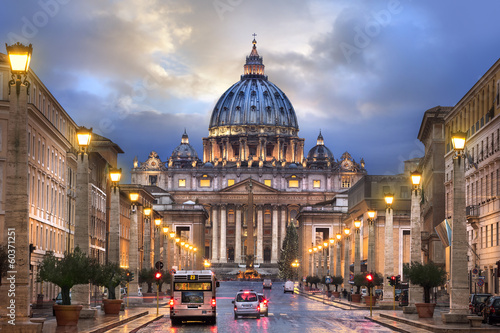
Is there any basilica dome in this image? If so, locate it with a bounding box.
[209,38,298,135]
[307,131,334,160]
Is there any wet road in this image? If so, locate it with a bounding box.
[137,281,395,333]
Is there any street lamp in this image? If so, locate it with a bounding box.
[109,168,122,193]
[323,241,328,276]
[329,238,335,276]
[442,132,469,323]
[367,210,377,272]
[76,126,92,155]
[353,220,361,276]
[343,226,351,289]
[6,42,33,95]
[407,170,423,311]
[108,167,122,267]
[291,259,300,281]
[384,193,395,301]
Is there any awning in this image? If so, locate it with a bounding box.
[435,219,451,247]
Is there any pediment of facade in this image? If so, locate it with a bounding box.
[219,178,279,194]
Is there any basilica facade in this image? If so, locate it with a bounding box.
[131,39,366,275]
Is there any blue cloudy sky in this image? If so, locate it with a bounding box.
[2,0,500,181]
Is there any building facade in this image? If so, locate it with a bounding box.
[131,39,367,277]
[444,58,500,295]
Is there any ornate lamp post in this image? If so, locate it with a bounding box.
[291,259,300,281]
[73,126,94,312]
[308,248,313,276]
[323,241,329,277]
[108,168,122,265]
[317,244,323,277]
[442,131,469,323]
[329,238,335,276]
[313,246,318,276]
[406,170,424,312]
[127,192,142,302]
[336,232,342,277]
[343,227,351,289]
[384,193,395,301]
[143,207,152,270]
[366,210,376,272]
[1,42,33,325]
[154,217,162,269]
[353,220,361,276]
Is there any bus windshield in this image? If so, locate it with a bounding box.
[174,282,212,291]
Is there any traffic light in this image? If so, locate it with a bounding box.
[388,275,396,286]
[155,271,162,281]
[366,273,373,282]
[125,271,134,282]
[395,275,400,286]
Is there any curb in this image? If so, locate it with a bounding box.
[81,311,149,333]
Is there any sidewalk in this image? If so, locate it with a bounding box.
[30,301,166,333]
[296,288,499,332]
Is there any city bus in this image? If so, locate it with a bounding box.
[169,270,219,325]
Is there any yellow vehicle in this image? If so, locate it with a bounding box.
[169,270,219,326]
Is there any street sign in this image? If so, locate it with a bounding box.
[155,261,164,270]
[472,268,479,275]
[477,279,484,287]
[170,269,176,274]
[325,276,332,284]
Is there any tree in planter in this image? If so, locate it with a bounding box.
[403,261,446,303]
[277,222,299,280]
[94,262,126,299]
[352,273,365,294]
[363,272,383,296]
[331,276,344,292]
[139,268,156,293]
[38,247,97,305]
[158,271,171,292]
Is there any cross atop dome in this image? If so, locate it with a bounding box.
[243,34,266,79]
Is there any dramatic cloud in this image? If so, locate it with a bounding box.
[2,0,500,180]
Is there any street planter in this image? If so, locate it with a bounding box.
[332,291,340,299]
[415,303,436,318]
[365,295,377,306]
[102,299,123,315]
[53,304,83,326]
[351,294,362,303]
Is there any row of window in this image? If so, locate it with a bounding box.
[28,168,66,225]
[478,222,500,249]
[467,169,499,206]
[27,129,66,181]
[31,222,67,254]
[173,176,352,189]
[31,85,67,136]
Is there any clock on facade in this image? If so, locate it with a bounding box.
[341,159,353,170]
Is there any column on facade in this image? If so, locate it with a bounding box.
[291,140,296,163]
[235,206,242,264]
[329,241,334,276]
[271,206,279,263]
[154,226,160,268]
[211,205,219,263]
[280,206,287,248]
[210,139,216,162]
[256,206,263,263]
[354,228,361,276]
[203,140,209,162]
[384,208,394,300]
[219,205,227,263]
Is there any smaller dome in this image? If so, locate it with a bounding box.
[288,163,298,169]
[171,130,199,160]
[203,162,214,168]
[307,130,334,160]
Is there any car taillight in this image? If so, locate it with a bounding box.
[257,306,260,311]
[211,297,216,307]
[234,307,237,311]
[491,307,495,314]
[263,299,268,305]
[169,297,174,308]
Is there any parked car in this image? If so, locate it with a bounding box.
[284,280,294,293]
[483,295,500,325]
[361,288,368,297]
[232,290,260,319]
[263,279,272,289]
[257,293,268,317]
[374,289,383,299]
[469,293,492,315]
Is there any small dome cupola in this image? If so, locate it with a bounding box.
[316,130,325,146]
[243,35,266,79]
[181,129,189,144]
[306,130,334,169]
[169,130,200,168]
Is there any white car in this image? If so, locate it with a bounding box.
[284,280,294,293]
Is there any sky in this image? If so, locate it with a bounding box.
[2,0,500,182]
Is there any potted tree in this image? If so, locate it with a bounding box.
[331,276,343,298]
[95,262,126,314]
[351,273,365,302]
[139,268,156,303]
[403,261,446,318]
[38,247,96,326]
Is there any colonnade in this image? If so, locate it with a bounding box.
[210,204,288,264]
